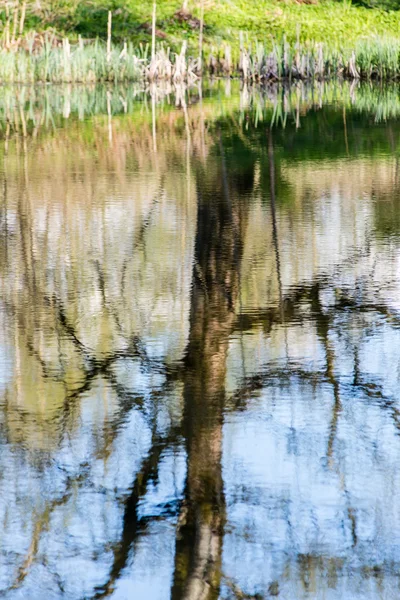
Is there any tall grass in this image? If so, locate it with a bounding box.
[2,34,400,82]
[0,35,197,83]
[0,39,139,83]
[235,36,400,80]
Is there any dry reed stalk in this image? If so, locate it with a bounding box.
[19,1,26,36]
[148,55,158,81]
[239,32,247,80]
[224,44,231,74]
[5,2,11,48]
[174,40,187,82]
[107,10,112,63]
[12,1,19,44]
[151,1,156,63]
[317,43,324,78]
[348,51,359,79]
[63,37,71,81]
[198,0,204,73]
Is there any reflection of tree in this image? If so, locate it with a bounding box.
[3,103,400,598]
[171,139,250,598]
[0,147,187,593]
[92,425,182,599]
[82,134,253,600]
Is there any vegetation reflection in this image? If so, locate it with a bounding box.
[1,83,400,598]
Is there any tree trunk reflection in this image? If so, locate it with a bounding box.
[172,146,250,599]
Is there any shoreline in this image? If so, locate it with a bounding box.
[2,34,400,83]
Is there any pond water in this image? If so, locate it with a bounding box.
[1,81,400,599]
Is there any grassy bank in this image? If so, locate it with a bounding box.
[12,0,400,51]
[3,0,400,81]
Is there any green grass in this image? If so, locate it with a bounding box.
[4,0,400,81]
[200,0,400,50]
[20,0,400,53]
[0,39,145,83]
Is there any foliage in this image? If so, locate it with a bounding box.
[4,0,400,51]
[3,0,400,80]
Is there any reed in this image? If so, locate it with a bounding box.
[0,36,200,83]
[234,36,400,81]
[2,33,400,82]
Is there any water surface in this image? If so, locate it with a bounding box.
[1,81,400,599]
